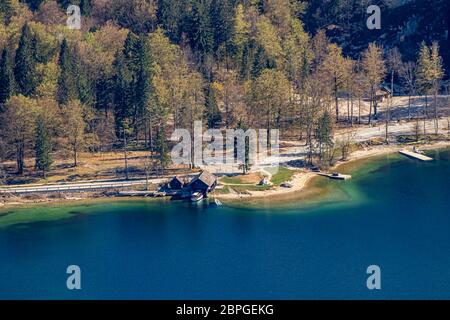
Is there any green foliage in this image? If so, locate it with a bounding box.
[416,42,444,95]
[113,51,133,135]
[57,39,77,104]
[154,125,170,172]
[157,0,183,42]
[210,0,234,52]
[204,84,221,129]
[0,48,14,104]
[14,24,38,97]
[0,0,15,24]
[188,0,214,58]
[270,167,294,186]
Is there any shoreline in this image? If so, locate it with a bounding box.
[215,140,450,204]
[1,140,450,211]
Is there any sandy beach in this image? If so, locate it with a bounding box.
[2,140,450,209]
[215,140,450,202]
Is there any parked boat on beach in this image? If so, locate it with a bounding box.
[190,192,204,202]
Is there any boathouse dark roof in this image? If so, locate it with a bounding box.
[169,176,184,189]
[192,171,217,188]
[188,170,218,193]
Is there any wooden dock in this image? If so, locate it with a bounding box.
[399,150,433,161]
[318,173,352,180]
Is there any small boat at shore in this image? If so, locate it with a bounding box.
[318,172,352,180]
[190,192,204,202]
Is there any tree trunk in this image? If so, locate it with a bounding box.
[408,94,411,120]
[335,77,339,123]
[385,98,390,144]
[16,142,24,175]
[74,146,78,167]
[123,133,129,180]
[350,97,354,127]
[347,93,350,124]
[358,97,361,124]
[391,70,394,97]
[368,88,373,124]
[434,90,438,134]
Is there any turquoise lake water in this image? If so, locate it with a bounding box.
[1,149,450,299]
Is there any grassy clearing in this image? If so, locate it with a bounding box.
[214,186,231,194]
[270,167,294,186]
[220,172,262,185]
[230,185,272,193]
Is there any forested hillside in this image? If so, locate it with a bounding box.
[0,0,448,179]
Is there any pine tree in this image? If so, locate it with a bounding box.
[316,110,334,166]
[157,0,182,42]
[429,42,444,134]
[135,36,154,127]
[80,0,91,16]
[0,48,14,105]
[123,31,141,75]
[240,41,252,80]
[154,125,170,175]
[57,39,77,105]
[211,0,234,52]
[25,0,45,11]
[14,24,38,97]
[113,51,133,136]
[416,42,432,97]
[205,85,221,128]
[0,0,14,24]
[74,53,95,107]
[252,45,267,79]
[189,0,214,58]
[95,74,114,113]
[35,116,53,178]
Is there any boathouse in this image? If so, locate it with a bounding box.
[188,171,217,195]
[375,86,392,103]
[168,176,184,190]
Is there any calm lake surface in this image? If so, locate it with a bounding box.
[1,149,450,299]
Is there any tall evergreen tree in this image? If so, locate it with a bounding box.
[95,74,114,113]
[34,116,53,178]
[429,42,444,133]
[416,42,432,98]
[74,51,95,107]
[0,0,14,24]
[57,39,77,105]
[189,0,214,58]
[80,0,92,16]
[157,0,182,42]
[24,0,45,11]
[113,51,133,135]
[210,0,234,52]
[205,85,221,128]
[154,125,170,175]
[14,24,38,97]
[252,45,267,79]
[123,31,141,75]
[0,48,14,105]
[135,36,154,125]
[240,41,252,80]
[316,110,334,165]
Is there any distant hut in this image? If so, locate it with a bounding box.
[375,86,392,103]
[188,171,217,195]
[168,176,184,190]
